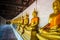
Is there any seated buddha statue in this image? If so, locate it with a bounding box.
[30,8,39,32]
[42,0,60,32]
[22,13,29,34]
[19,16,25,34]
[24,13,29,26]
[36,0,60,40]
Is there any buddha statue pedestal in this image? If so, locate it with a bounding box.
[36,27,60,40]
[22,26,38,40]
[21,14,29,34]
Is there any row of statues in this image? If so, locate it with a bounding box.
[11,0,60,40]
[12,0,60,34]
[15,8,39,34]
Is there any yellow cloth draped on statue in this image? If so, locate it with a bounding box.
[49,13,60,28]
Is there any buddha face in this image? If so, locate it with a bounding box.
[25,14,29,19]
[24,14,29,25]
[32,12,37,17]
[53,0,60,13]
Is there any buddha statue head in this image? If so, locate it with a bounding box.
[24,13,29,25]
[32,8,38,17]
[53,0,60,14]
[25,13,29,19]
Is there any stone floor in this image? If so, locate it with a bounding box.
[0,25,17,40]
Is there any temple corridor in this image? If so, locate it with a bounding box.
[0,0,60,40]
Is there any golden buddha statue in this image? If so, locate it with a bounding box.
[49,0,60,29]
[36,0,60,40]
[22,13,29,34]
[19,16,24,34]
[24,13,29,26]
[29,8,39,40]
[30,8,39,32]
[43,0,60,30]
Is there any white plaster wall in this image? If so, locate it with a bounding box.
[12,0,55,27]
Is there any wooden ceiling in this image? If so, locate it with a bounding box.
[0,0,35,20]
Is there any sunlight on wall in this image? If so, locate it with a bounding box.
[12,0,54,27]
